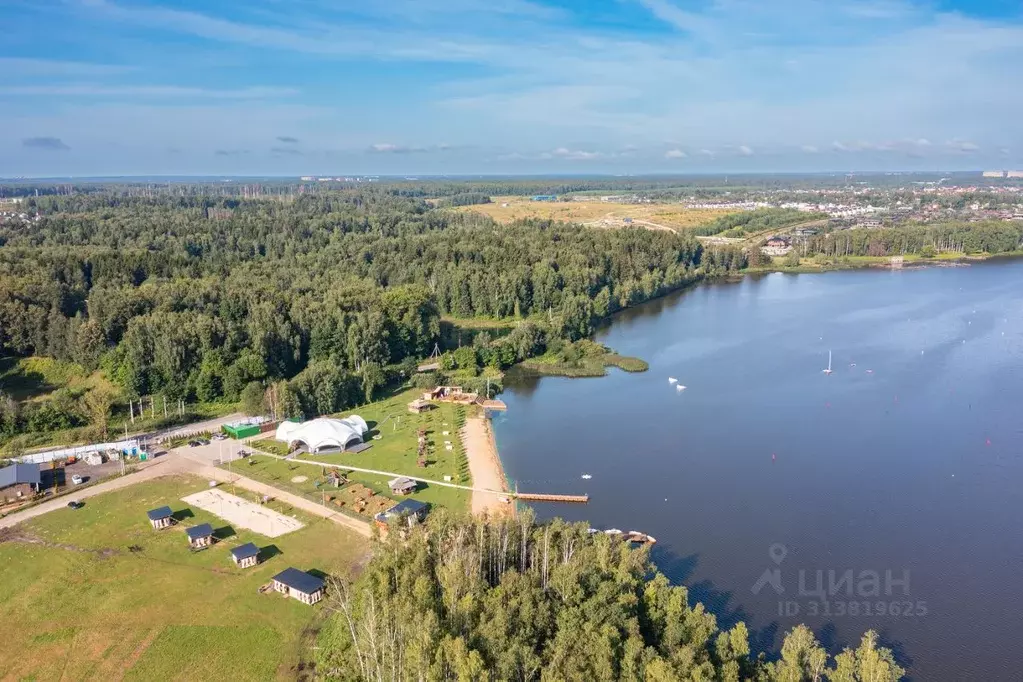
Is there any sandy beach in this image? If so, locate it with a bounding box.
[461,414,513,518]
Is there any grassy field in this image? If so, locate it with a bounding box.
[451,196,729,231]
[0,475,370,681]
[241,390,471,514]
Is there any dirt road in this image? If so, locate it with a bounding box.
[0,454,198,529]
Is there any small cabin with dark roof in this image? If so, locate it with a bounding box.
[147,506,174,530]
[375,498,429,528]
[271,567,325,605]
[0,462,41,504]
[185,523,214,550]
[230,542,260,569]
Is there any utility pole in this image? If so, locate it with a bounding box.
[163,396,168,419]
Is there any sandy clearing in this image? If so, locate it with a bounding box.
[461,416,513,519]
[182,488,304,538]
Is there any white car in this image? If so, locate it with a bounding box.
[71,474,83,485]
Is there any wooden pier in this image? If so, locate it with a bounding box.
[515,492,589,503]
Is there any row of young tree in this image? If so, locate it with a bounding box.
[800,221,1023,258]
[318,511,905,681]
[0,189,717,426]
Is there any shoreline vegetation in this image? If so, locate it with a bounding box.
[515,339,649,378]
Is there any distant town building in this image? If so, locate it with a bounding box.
[1008,171,1023,179]
[530,195,558,202]
[983,171,1007,178]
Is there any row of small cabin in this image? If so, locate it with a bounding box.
[146,505,324,604]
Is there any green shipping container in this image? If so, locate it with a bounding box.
[223,424,261,439]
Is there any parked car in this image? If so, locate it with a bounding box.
[188,440,200,447]
[71,474,83,485]
[67,500,84,510]
[213,433,226,441]
[197,438,211,446]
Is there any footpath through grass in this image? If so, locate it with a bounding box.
[0,475,370,681]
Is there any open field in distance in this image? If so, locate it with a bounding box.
[452,196,731,231]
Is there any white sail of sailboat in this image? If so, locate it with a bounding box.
[822,350,833,375]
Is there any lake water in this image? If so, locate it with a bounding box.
[493,259,1023,681]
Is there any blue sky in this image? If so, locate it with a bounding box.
[2,0,1022,176]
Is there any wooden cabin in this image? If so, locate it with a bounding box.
[147,506,174,530]
[388,476,418,495]
[230,542,260,569]
[185,523,214,550]
[271,568,325,605]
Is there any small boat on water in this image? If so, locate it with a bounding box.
[581,474,592,480]
[822,350,833,375]
[668,377,678,384]
[676,384,686,392]
[625,531,657,545]
[604,528,623,536]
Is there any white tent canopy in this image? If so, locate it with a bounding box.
[275,416,368,453]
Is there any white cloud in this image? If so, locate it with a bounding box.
[801,145,819,153]
[664,149,687,159]
[9,0,1021,172]
[550,147,602,160]
[946,139,980,152]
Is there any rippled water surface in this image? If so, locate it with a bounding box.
[494,260,1023,681]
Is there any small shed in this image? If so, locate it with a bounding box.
[375,499,429,528]
[147,506,174,530]
[407,398,435,414]
[388,476,418,495]
[185,523,214,550]
[230,542,260,569]
[271,567,325,605]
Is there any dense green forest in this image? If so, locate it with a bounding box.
[318,512,904,681]
[800,221,1023,258]
[0,189,716,444]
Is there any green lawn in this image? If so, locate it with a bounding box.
[0,475,370,681]
[242,390,471,514]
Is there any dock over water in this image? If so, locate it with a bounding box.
[516,492,590,503]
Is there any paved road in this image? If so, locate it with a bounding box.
[0,454,198,529]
